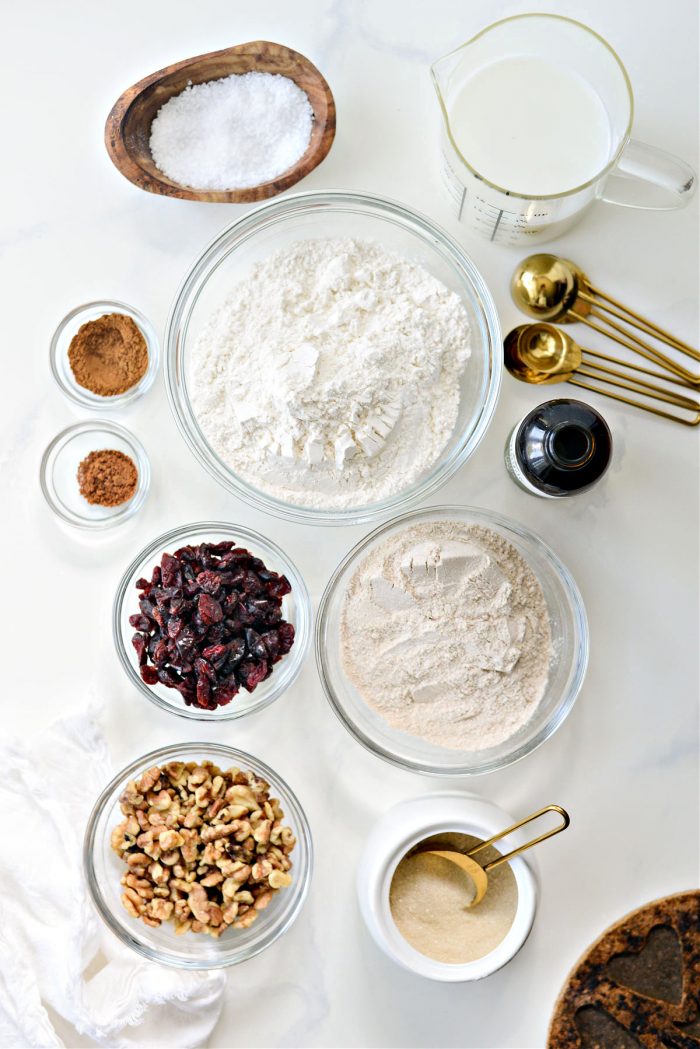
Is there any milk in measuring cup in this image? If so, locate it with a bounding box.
[432,15,697,244]
[438,55,615,244]
[448,57,613,197]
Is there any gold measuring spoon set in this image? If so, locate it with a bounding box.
[507,255,700,425]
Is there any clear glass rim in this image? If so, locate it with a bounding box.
[39,420,151,530]
[49,299,160,410]
[112,520,312,720]
[316,503,589,776]
[164,190,502,527]
[430,12,635,201]
[83,741,313,969]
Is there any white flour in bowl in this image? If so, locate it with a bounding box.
[340,521,552,751]
[190,238,471,510]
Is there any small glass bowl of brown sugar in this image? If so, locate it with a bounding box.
[50,300,159,409]
[40,421,150,529]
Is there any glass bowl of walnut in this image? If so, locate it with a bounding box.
[83,743,313,968]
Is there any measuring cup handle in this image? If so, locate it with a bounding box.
[599,139,697,211]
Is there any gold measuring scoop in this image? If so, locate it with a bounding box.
[512,254,700,385]
[505,324,700,426]
[425,805,570,908]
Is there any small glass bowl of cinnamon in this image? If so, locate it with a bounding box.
[40,421,150,529]
[50,300,159,409]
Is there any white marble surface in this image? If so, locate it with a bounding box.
[3,1,698,1046]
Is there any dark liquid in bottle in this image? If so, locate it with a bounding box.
[506,399,612,497]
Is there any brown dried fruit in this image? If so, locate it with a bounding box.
[129,542,295,711]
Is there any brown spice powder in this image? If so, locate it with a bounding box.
[77,449,138,507]
[68,313,148,396]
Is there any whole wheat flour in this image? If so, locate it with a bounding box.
[190,238,471,510]
[341,521,552,751]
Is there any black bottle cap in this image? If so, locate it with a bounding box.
[516,399,612,495]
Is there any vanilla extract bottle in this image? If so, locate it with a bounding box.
[505,399,612,498]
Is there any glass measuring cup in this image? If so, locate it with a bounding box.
[431,14,697,246]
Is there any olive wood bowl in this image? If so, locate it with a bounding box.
[105,40,336,203]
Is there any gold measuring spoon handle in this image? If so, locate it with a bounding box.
[577,362,700,410]
[576,365,700,413]
[425,805,569,908]
[567,376,700,426]
[570,306,700,386]
[582,346,699,391]
[588,283,700,361]
[467,804,570,873]
[586,307,700,382]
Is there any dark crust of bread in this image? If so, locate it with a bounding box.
[548,891,700,1049]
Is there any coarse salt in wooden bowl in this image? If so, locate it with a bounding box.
[104,41,336,203]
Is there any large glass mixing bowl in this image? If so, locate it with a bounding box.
[165,191,502,526]
[316,505,589,775]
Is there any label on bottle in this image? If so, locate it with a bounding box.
[504,424,557,499]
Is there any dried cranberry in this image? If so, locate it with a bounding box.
[157,667,182,687]
[196,570,223,594]
[198,593,223,625]
[169,596,189,616]
[212,541,236,554]
[244,628,267,660]
[167,617,183,639]
[238,660,268,692]
[216,687,237,706]
[278,623,295,653]
[131,540,295,709]
[131,633,148,665]
[152,640,169,666]
[266,574,292,599]
[206,623,226,644]
[196,677,212,708]
[176,627,197,660]
[260,631,280,660]
[140,665,159,685]
[225,638,246,670]
[202,643,229,667]
[160,553,181,588]
[129,614,152,631]
[195,657,216,682]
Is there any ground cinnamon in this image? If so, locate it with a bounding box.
[77,449,138,507]
[68,313,148,396]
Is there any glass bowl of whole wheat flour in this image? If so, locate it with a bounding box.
[316,505,588,775]
[165,191,502,526]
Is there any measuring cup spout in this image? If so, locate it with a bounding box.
[429,47,462,131]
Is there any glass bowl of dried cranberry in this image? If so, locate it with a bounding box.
[84,742,313,968]
[113,522,311,720]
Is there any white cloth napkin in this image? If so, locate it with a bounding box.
[0,710,225,1048]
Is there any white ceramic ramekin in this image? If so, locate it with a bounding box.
[357,793,538,982]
